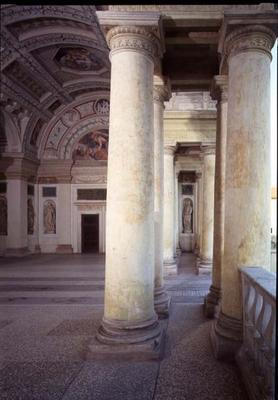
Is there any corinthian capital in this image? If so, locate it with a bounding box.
[224,25,276,60]
[106,25,163,61]
[153,76,172,105]
[210,75,228,103]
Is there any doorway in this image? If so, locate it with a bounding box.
[81,214,99,253]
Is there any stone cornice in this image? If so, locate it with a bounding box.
[224,25,276,60]
[37,159,73,183]
[210,75,228,103]
[106,25,163,61]
[1,156,40,180]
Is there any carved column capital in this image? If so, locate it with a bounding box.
[153,78,171,106]
[201,145,216,156]
[210,75,228,103]
[164,145,176,156]
[196,171,202,180]
[224,25,276,61]
[106,25,163,62]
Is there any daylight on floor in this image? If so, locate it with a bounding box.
[0,4,277,400]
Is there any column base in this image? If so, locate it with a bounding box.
[204,285,221,318]
[56,244,73,254]
[175,246,182,257]
[210,310,243,361]
[163,259,178,276]
[194,245,200,256]
[4,247,30,257]
[89,315,164,361]
[196,257,212,275]
[154,286,171,318]
[34,245,41,254]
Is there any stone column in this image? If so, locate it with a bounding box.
[163,146,177,275]
[56,180,73,254]
[211,25,276,360]
[96,26,163,348]
[204,76,228,317]
[153,82,171,317]
[196,146,215,274]
[175,171,182,256]
[6,178,29,256]
[195,171,203,255]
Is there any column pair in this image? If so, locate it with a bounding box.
[211,25,276,359]
[95,22,168,350]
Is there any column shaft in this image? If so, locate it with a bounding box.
[97,26,161,346]
[163,146,177,275]
[211,25,276,359]
[153,84,170,317]
[195,172,203,255]
[197,148,215,274]
[204,76,228,317]
[6,178,28,256]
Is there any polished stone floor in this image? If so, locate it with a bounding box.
[0,253,248,400]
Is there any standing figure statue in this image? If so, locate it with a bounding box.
[44,200,56,234]
[182,198,193,233]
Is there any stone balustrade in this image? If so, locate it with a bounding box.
[237,267,276,400]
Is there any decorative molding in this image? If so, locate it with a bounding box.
[1,28,73,104]
[1,5,100,29]
[108,5,275,12]
[1,76,50,121]
[72,175,107,184]
[224,25,276,60]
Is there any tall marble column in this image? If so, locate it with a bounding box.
[195,171,203,255]
[153,81,171,317]
[96,26,163,347]
[204,76,228,317]
[211,25,276,359]
[196,146,215,274]
[5,177,28,256]
[175,171,182,256]
[163,146,177,275]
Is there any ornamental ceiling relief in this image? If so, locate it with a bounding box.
[40,97,110,161]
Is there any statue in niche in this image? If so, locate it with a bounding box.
[0,196,7,235]
[43,200,56,234]
[182,198,193,234]
[27,198,35,235]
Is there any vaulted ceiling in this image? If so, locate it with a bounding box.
[0,5,110,154]
[1,4,275,157]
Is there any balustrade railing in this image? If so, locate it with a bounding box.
[237,267,276,400]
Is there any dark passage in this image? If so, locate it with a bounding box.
[81,214,99,253]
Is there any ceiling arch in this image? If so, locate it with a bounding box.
[0,5,110,158]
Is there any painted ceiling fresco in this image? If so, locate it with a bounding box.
[55,47,103,72]
[73,129,108,161]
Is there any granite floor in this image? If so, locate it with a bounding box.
[0,253,248,400]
